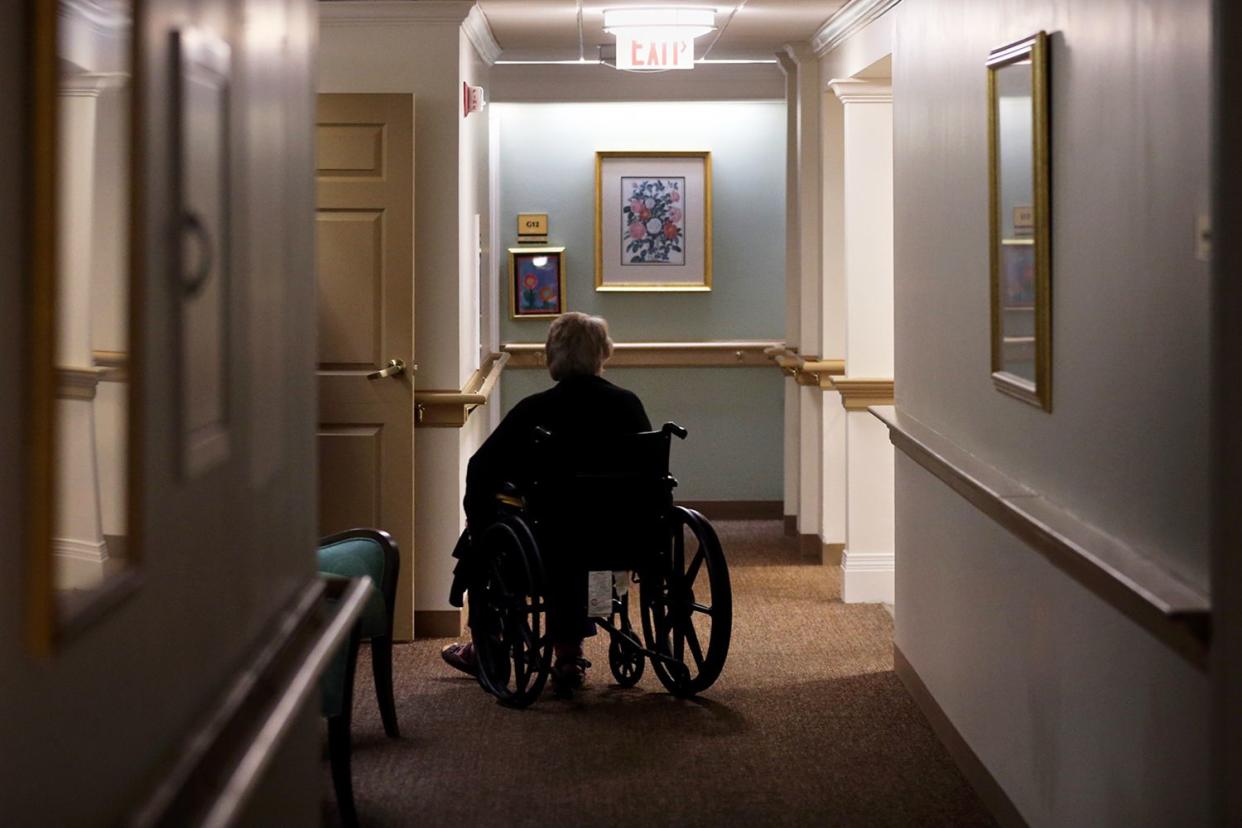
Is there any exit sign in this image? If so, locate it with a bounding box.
[616,32,695,71]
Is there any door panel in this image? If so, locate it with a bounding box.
[316,93,415,639]
[318,426,382,531]
[316,210,383,367]
[316,124,384,176]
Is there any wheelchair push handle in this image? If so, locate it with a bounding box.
[662,422,688,440]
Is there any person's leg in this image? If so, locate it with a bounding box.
[547,560,592,694]
[442,527,478,675]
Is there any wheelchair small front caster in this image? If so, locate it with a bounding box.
[608,635,645,687]
[608,590,645,687]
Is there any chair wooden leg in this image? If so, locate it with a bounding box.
[328,714,358,828]
[371,636,400,738]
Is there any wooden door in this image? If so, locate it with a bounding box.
[316,94,416,639]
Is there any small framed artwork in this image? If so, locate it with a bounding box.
[594,151,712,292]
[509,246,566,318]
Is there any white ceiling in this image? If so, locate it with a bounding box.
[476,0,847,62]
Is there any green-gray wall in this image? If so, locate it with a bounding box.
[493,101,786,500]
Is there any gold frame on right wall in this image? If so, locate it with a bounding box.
[987,31,1052,411]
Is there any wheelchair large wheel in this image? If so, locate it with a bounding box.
[607,588,645,688]
[640,507,732,697]
[469,515,552,708]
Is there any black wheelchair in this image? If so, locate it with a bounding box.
[465,422,732,708]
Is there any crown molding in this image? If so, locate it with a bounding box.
[812,0,904,58]
[61,0,131,33]
[318,1,476,26]
[775,49,796,78]
[490,62,784,103]
[59,71,129,97]
[782,42,817,65]
[462,5,502,66]
[828,77,892,103]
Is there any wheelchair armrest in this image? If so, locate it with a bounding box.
[496,483,525,510]
[662,422,688,440]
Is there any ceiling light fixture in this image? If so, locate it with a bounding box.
[602,6,718,72]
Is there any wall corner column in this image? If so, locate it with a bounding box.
[829,76,895,604]
[785,44,824,552]
[777,50,802,534]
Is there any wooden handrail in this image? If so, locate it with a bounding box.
[801,359,847,376]
[871,404,1211,669]
[504,340,782,369]
[767,347,846,388]
[473,351,508,400]
[93,349,129,382]
[128,576,369,826]
[829,377,894,409]
[415,352,509,428]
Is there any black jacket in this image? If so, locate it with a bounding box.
[463,374,651,525]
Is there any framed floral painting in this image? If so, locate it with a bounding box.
[509,246,566,319]
[594,151,712,292]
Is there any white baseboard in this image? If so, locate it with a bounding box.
[53,537,111,590]
[842,549,894,604]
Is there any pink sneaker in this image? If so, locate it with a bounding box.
[440,642,477,676]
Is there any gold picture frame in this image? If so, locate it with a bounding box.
[988,31,1052,411]
[509,246,567,319]
[594,150,712,292]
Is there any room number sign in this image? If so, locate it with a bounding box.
[517,213,549,245]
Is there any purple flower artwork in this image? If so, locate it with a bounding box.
[621,177,686,266]
[515,254,562,315]
[1002,243,1036,307]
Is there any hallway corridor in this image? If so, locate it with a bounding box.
[330,521,994,826]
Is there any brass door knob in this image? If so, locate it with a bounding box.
[367,358,406,380]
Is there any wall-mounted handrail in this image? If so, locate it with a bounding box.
[871,404,1211,670]
[504,340,782,369]
[766,346,846,388]
[414,352,510,427]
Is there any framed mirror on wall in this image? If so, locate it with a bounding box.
[987,31,1052,411]
[28,0,140,652]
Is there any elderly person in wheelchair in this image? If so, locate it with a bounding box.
[442,312,732,706]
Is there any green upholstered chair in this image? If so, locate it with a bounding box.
[318,528,401,827]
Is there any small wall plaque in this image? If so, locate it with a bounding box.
[1012,205,1034,236]
[517,213,548,244]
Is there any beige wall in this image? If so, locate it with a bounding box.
[319,6,493,619]
[318,12,466,391]
[873,0,1212,822]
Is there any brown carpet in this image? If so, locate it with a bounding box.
[327,520,995,827]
